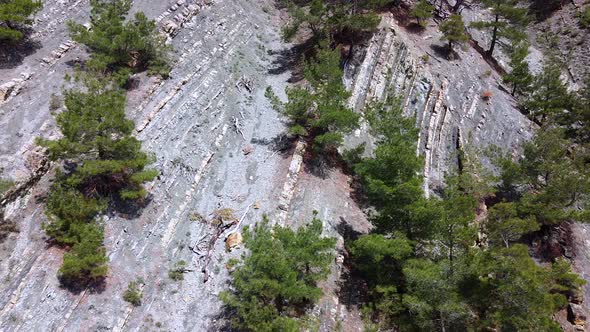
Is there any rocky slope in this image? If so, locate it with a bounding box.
[0,0,588,331]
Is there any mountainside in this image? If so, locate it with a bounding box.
[1,0,589,331]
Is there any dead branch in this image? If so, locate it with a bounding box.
[232,116,246,140]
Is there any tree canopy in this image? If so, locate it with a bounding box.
[0,0,41,41]
[220,214,336,332]
[268,46,359,150]
[470,0,528,56]
[346,98,585,331]
[38,77,157,286]
[68,0,170,81]
[440,14,469,52]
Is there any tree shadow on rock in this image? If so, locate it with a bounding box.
[0,29,41,70]
[210,300,236,332]
[430,43,460,61]
[303,148,341,180]
[335,217,369,310]
[251,132,296,159]
[108,193,153,220]
[405,22,427,34]
[58,276,107,295]
[267,38,316,83]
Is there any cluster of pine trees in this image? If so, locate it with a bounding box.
[221,214,336,331]
[347,96,587,331]
[0,0,41,41]
[246,1,590,331]
[37,0,168,287]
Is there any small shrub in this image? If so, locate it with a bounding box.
[49,94,62,111]
[168,260,187,281]
[188,212,204,222]
[123,281,142,306]
[580,7,590,28]
[0,178,14,195]
[421,54,430,63]
[482,69,492,78]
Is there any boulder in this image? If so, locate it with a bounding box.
[568,303,587,328]
[0,81,17,102]
[225,232,242,251]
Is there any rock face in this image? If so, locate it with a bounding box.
[569,303,588,331]
[0,2,587,332]
[344,15,533,193]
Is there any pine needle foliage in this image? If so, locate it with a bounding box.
[470,0,529,56]
[269,47,359,150]
[67,0,170,80]
[411,0,434,27]
[38,77,157,286]
[220,214,335,332]
[440,14,469,52]
[347,98,585,331]
[0,0,41,41]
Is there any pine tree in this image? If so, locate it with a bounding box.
[67,0,170,79]
[58,223,108,285]
[282,0,381,44]
[411,0,434,27]
[495,128,590,226]
[503,41,533,95]
[524,59,574,125]
[270,47,359,150]
[39,78,158,201]
[485,202,539,248]
[440,14,469,53]
[470,0,528,56]
[220,214,335,332]
[0,0,42,41]
[39,77,157,286]
[470,244,569,331]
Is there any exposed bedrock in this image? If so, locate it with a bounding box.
[344,15,534,193]
[0,2,588,332]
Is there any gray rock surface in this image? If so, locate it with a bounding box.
[0,2,588,332]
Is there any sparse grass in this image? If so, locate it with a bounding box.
[168,260,187,281]
[0,179,14,195]
[123,280,143,306]
[580,7,590,29]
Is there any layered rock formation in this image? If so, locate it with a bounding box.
[0,1,588,331]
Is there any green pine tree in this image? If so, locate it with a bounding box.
[67,0,170,80]
[58,223,108,285]
[282,0,380,44]
[39,78,158,201]
[269,46,359,150]
[220,214,335,332]
[470,0,529,56]
[503,41,533,95]
[440,14,469,53]
[0,0,41,41]
[38,77,157,286]
[524,59,574,125]
[411,0,434,27]
[485,202,539,248]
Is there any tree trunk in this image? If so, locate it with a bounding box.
[452,0,464,12]
[488,14,500,56]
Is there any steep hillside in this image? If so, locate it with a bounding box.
[0,0,589,331]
